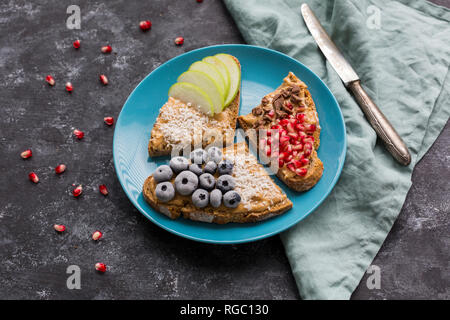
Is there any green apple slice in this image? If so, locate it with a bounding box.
[214,53,241,109]
[202,56,230,97]
[177,70,223,114]
[168,82,214,116]
[189,61,227,99]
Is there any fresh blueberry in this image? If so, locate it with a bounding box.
[153,165,173,182]
[203,161,217,175]
[174,170,199,196]
[190,148,208,164]
[155,182,175,203]
[169,156,189,174]
[207,146,222,163]
[192,189,209,208]
[210,189,222,208]
[217,159,234,175]
[223,191,241,208]
[189,163,203,176]
[216,174,235,193]
[199,173,216,191]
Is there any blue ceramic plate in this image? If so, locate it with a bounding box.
[113,45,346,244]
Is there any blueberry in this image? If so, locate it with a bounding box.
[153,165,173,182]
[223,191,241,208]
[190,148,208,164]
[189,163,203,176]
[199,173,215,191]
[192,189,209,208]
[203,161,217,175]
[216,174,235,193]
[217,159,234,175]
[174,170,198,196]
[155,182,175,203]
[210,189,222,208]
[169,156,189,174]
[207,146,222,163]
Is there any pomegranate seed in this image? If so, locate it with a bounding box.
[21,149,32,159]
[65,82,73,92]
[267,110,275,118]
[283,144,293,154]
[279,119,290,126]
[73,185,82,197]
[266,130,272,137]
[305,142,313,150]
[197,0,203,3]
[287,163,296,172]
[139,20,152,31]
[99,184,108,196]
[54,224,66,232]
[296,168,308,176]
[95,262,107,273]
[286,154,293,162]
[292,150,298,157]
[271,125,280,130]
[55,164,66,174]
[288,132,298,139]
[296,113,305,123]
[266,138,272,146]
[292,144,303,151]
[101,45,112,53]
[296,124,305,132]
[175,37,184,46]
[293,160,302,168]
[103,117,114,126]
[265,146,271,157]
[73,129,84,139]
[286,123,295,133]
[73,40,80,49]
[28,172,39,183]
[301,158,309,166]
[278,159,284,167]
[280,135,290,144]
[45,75,55,86]
[307,124,317,132]
[99,74,108,85]
[285,102,293,109]
[279,152,286,160]
[92,230,103,241]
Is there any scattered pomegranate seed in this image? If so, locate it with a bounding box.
[72,185,83,197]
[73,40,80,49]
[174,37,184,46]
[104,117,114,126]
[99,184,108,196]
[92,230,103,241]
[95,262,107,273]
[139,20,152,31]
[65,82,73,92]
[99,74,108,85]
[101,45,112,53]
[28,172,39,183]
[21,149,32,159]
[73,129,84,139]
[54,224,66,232]
[45,75,55,86]
[297,168,308,176]
[55,164,66,174]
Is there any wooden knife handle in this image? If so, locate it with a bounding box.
[348,80,411,166]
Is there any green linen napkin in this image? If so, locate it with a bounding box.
[224,0,450,299]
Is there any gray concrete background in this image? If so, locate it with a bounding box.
[0,0,448,300]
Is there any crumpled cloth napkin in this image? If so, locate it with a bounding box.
[224,0,450,299]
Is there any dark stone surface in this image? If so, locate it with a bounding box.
[0,0,448,300]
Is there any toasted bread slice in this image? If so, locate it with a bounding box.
[237,72,323,192]
[148,56,241,157]
[143,142,292,224]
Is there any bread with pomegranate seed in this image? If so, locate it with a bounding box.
[237,72,323,192]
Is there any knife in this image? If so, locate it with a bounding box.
[301,3,411,166]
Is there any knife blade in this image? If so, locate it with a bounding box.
[300,3,411,166]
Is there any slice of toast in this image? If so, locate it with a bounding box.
[142,142,293,224]
[148,57,241,157]
[237,72,323,192]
